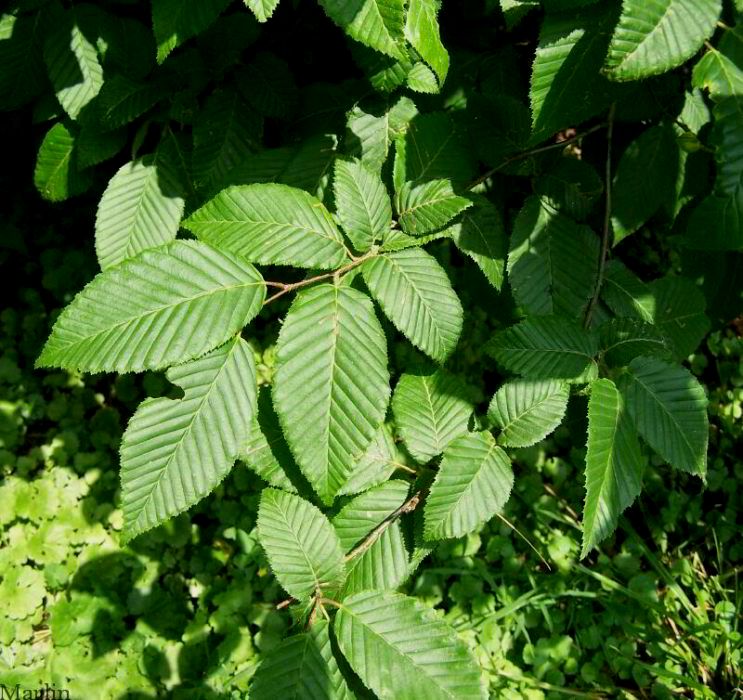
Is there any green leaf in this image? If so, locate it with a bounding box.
[487,317,599,381]
[335,591,485,700]
[619,356,708,477]
[599,318,669,366]
[236,52,298,119]
[333,480,410,551]
[362,248,463,362]
[711,96,743,197]
[605,0,721,81]
[601,260,656,323]
[685,190,743,251]
[342,525,409,597]
[152,0,231,63]
[257,489,346,601]
[346,97,418,174]
[240,386,299,493]
[424,431,513,540]
[37,241,265,373]
[333,159,392,252]
[337,424,401,497]
[530,6,618,140]
[396,112,476,186]
[611,125,680,245]
[250,628,347,700]
[184,183,349,269]
[95,145,187,270]
[488,379,569,448]
[274,285,390,504]
[192,89,261,192]
[396,179,472,236]
[647,276,710,359]
[448,197,508,290]
[308,620,355,699]
[692,47,743,99]
[582,378,645,557]
[391,369,474,463]
[508,196,599,318]
[120,337,255,540]
[534,157,603,221]
[90,74,164,130]
[76,126,127,169]
[317,0,406,59]
[43,9,103,120]
[245,0,281,23]
[407,60,439,94]
[33,123,92,202]
[404,0,449,85]
[0,12,47,110]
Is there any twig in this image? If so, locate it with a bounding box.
[263,251,377,305]
[276,597,295,610]
[345,490,423,562]
[583,103,616,329]
[466,121,608,191]
[495,512,551,571]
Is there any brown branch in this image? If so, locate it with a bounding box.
[466,121,608,191]
[262,251,377,306]
[345,490,423,562]
[583,103,616,329]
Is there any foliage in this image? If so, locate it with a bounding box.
[1,0,742,695]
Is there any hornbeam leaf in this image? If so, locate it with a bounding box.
[334,482,412,596]
[507,196,599,318]
[404,0,449,85]
[396,112,475,185]
[599,318,669,367]
[257,489,346,601]
[152,0,231,63]
[34,123,92,202]
[396,179,472,236]
[619,356,708,477]
[274,285,390,503]
[317,0,406,60]
[239,386,300,492]
[36,241,265,373]
[448,197,508,290]
[487,317,599,381]
[530,6,618,140]
[308,620,355,700]
[601,260,655,322]
[582,378,645,557]
[363,248,463,363]
[611,125,680,245]
[95,145,186,270]
[488,379,569,448]
[191,89,262,192]
[605,0,721,81]
[333,159,392,252]
[647,277,710,360]
[391,369,474,464]
[424,431,513,540]
[333,480,410,551]
[43,8,103,120]
[184,183,349,269]
[249,630,346,700]
[120,337,256,540]
[692,47,743,99]
[335,591,486,700]
[245,0,282,23]
[341,525,409,597]
[337,424,402,497]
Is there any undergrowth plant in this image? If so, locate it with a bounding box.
[3,0,740,695]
